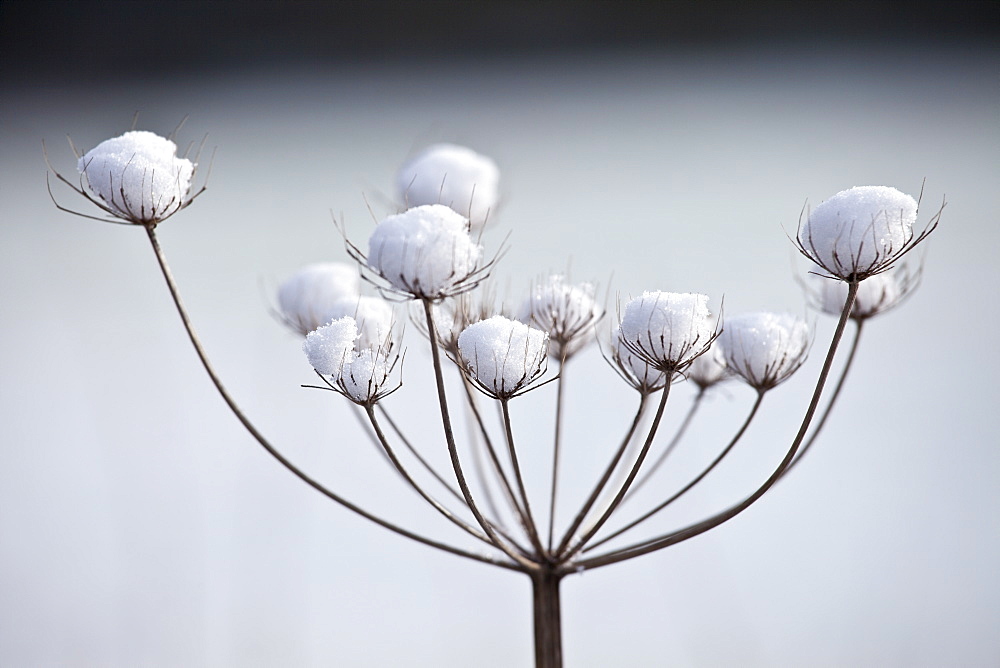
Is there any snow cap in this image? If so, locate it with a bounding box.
[458,315,549,398]
[302,317,359,376]
[618,292,714,371]
[519,275,602,359]
[367,204,483,299]
[800,186,917,279]
[718,312,810,390]
[396,144,500,229]
[324,295,394,350]
[78,131,195,224]
[278,263,361,335]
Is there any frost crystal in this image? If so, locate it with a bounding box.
[810,272,905,321]
[367,204,484,299]
[78,131,195,225]
[799,185,917,279]
[278,263,361,335]
[458,315,549,398]
[396,144,500,229]
[618,292,715,371]
[718,312,810,390]
[519,275,602,360]
[302,317,359,376]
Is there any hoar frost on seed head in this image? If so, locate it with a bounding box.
[605,325,668,394]
[807,268,916,322]
[718,312,810,390]
[798,185,918,280]
[618,292,715,372]
[278,263,361,335]
[77,131,197,225]
[519,275,602,360]
[396,144,500,229]
[458,315,549,399]
[365,204,484,300]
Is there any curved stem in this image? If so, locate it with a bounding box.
[144,225,519,571]
[781,320,864,477]
[546,361,567,552]
[584,391,764,552]
[365,406,494,545]
[623,388,705,503]
[553,393,648,557]
[573,282,860,573]
[422,298,540,571]
[377,405,467,506]
[500,399,547,558]
[562,373,675,561]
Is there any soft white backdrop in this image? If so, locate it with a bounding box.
[2,45,998,666]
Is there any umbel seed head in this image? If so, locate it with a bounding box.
[396,143,500,229]
[618,291,715,373]
[798,185,917,280]
[77,131,196,225]
[458,315,549,399]
[718,312,810,391]
[366,204,484,300]
[277,263,361,336]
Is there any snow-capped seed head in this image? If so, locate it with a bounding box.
[367,204,484,300]
[326,296,394,350]
[417,287,502,354]
[518,275,603,360]
[808,269,914,321]
[302,317,359,376]
[278,263,361,335]
[396,143,500,229]
[337,347,398,405]
[618,292,715,372]
[457,315,549,399]
[718,312,810,390]
[607,325,668,394]
[798,185,917,280]
[686,343,729,390]
[77,131,196,225]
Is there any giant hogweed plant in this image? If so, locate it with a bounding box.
[48,129,941,667]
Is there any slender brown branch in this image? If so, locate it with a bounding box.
[500,399,548,558]
[584,391,764,552]
[623,388,705,503]
[376,404,466,505]
[553,393,648,558]
[144,225,519,571]
[422,298,540,570]
[781,320,864,477]
[573,282,860,572]
[561,374,675,561]
[546,360,568,551]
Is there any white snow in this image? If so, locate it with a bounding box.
[718,312,810,390]
[278,262,360,335]
[800,185,917,278]
[518,275,602,358]
[396,143,500,229]
[458,315,549,398]
[367,204,483,299]
[618,291,714,369]
[325,296,394,350]
[302,317,359,376]
[78,131,195,224]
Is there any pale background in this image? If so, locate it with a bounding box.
[2,2,998,666]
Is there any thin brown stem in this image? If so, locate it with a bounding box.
[500,399,548,558]
[546,361,568,551]
[781,320,864,477]
[422,298,539,570]
[623,388,705,503]
[584,391,764,552]
[562,374,674,561]
[144,225,518,571]
[574,282,860,572]
[554,393,649,558]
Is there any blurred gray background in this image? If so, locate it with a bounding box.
[2,1,998,666]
